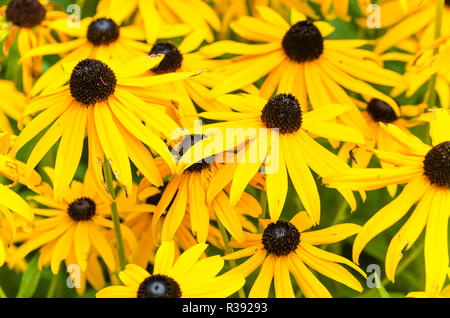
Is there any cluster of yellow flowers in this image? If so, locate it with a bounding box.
[0,0,448,299]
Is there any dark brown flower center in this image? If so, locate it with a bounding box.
[261,93,302,134]
[149,42,183,74]
[262,220,300,256]
[176,134,214,173]
[68,197,96,221]
[367,98,398,123]
[137,274,182,298]
[282,21,324,63]
[87,18,120,45]
[69,59,117,105]
[6,0,46,28]
[423,141,450,188]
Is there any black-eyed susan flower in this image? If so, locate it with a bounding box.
[99,0,220,45]
[324,109,450,297]
[0,129,44,266]
[0,0,69,94]
[222,211,366,297]
[402,37,450,108]
[96,241,245,298]
[20,3,190,96]
[13,57,199,200]
[10,170,137,277]
[368,0,450,54]
[338,98,427,196]
[0,183,32,266]
[151,135,262,245]
[212,0,318,40]
[131,41,231,128]
[199,6,404,135]
[180,93,364,224]
[116,170,224,268]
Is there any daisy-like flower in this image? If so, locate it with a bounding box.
[222,211,365,297]
[199,6,404,135]
[10,169,137,277]
[401,37,450,108]
[180,93,364,224]
[324,109,450,297]
[364,0,450,54]
[212,0,318,39]
[116,166,224,268]
[13,57,199,200]
[0,0,69,94]
[0,80,27,132]
[96,241,245,298]
[151,134,262,245]
[132,41,231,128]
[0,182,32,266]
[20,3,190,96]
[338,97,427,196]
[98,0,220,45]
[0,129,46,266]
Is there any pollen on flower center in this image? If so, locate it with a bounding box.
[423,141,450,188]
[177,134,213,173]
[367,98,398,123]
[68,197,96,221]
[6,0,46,28]
[137,274,182,298]
[149,42,183,74]
[69,59,117,105]
[282,21,324,63]
[262,220,300,256]
[261,93,302,134]
[87,18,120,45]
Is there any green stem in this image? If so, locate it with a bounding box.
[103,158,127,271]
[258,190,267,233]
[46,267,62,298]
[217,219,246,298]
[374,272,391,298]
[0,285,7,298]
[426,0,445,106]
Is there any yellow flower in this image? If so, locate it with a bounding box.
[324,109,450,297]
[199,6,404,137]
[181,93,364,224]
[131,40,230,128]
[367,0,450,54]
[96,241,245,298]
[116,173,224,268]
[13,57,200,200]
[152,136,262,245]
[402,37,450,108]
[0,0,69,94]
[223,211,365,298]
[10,170,137,276]
[98,0,220,45]
[0,80,28,133]
[338,97,427,196]
[20,2,190,96]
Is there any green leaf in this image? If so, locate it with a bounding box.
[16,254,41,298]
